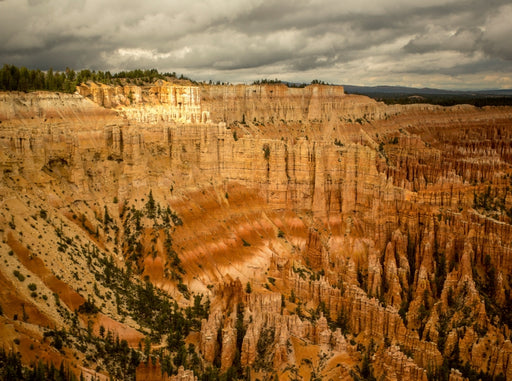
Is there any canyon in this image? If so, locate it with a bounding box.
[1,80,512,380]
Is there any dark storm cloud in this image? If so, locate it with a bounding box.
[404,27,483,54]
[0,0,511,89]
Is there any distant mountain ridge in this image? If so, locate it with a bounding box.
[342,84,512,106]
[343,84,512,96]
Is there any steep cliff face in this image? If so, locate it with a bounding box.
[1,87,512,380]
[201,83,347,123]
[77,81,403,126]
[77,81,207,123]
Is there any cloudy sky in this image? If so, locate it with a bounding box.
[1,0,512,89]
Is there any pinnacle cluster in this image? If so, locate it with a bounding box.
[0,82,512,380]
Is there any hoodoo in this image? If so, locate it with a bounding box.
[1,82,512,380]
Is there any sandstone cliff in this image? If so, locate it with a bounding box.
[1,86,512,380]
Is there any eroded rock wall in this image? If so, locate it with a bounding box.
[2,88,512,380]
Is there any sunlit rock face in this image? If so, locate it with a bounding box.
[1,85,512,380]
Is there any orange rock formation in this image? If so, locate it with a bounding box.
[1,83,512,380]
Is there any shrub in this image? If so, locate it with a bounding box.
[177,282,190,299]
[334,138,344,147]
[78,297,99,314]
[13,270,25,282]
[262,144,270,160]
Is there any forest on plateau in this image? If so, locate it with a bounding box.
[0,64,189,93]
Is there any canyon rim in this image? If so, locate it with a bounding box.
[1,78,512,381]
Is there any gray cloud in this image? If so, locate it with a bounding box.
[404,27,483,54]
[481,4,512,61]
[0,0,511,89]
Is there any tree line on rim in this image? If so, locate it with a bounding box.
[0,64,191,93]
[0,64,334,93]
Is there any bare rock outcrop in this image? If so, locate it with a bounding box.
[170,367,197,381]
[373,345,428,381]
[2,87,512,380]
